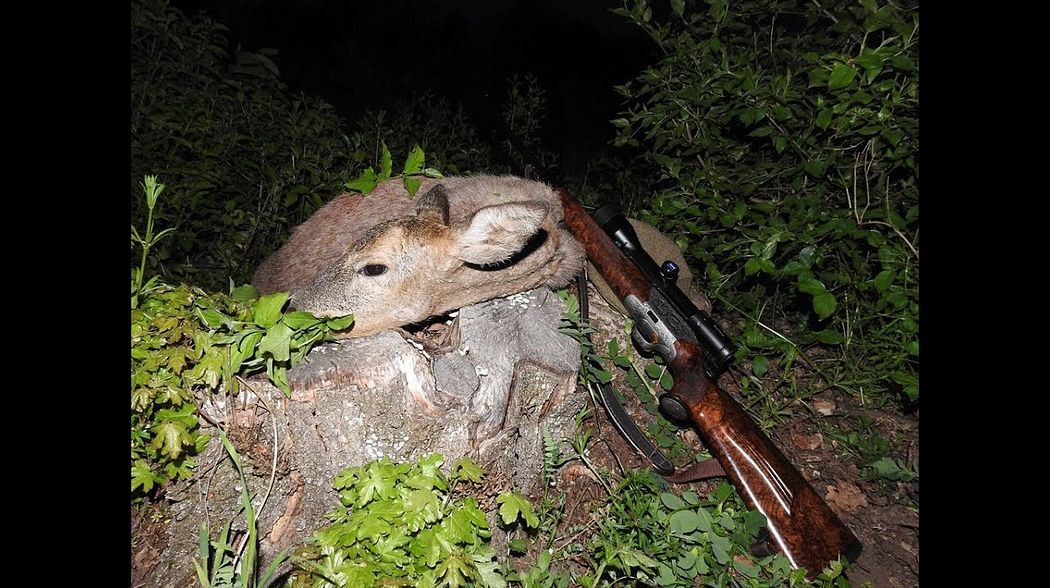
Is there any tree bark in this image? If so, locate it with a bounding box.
[132,287,585,587]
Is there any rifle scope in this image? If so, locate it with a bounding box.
[592,205,736,376]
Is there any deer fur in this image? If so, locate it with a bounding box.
[253,175,585,337]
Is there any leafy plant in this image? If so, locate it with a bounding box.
[131,176,352,498]
[131,0,356,289]
[195,433,290,588]
[827,416,917,483]
[354,91,497,177]
[497,73,562,177]
[611,0,919,408]
[132,175,177,307]
[343,143,444,198]
[579,472,851,587]
[286,454,538,588]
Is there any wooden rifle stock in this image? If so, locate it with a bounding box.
[559,190,861,577]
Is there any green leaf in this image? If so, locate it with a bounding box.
[509,538,527,554]
[733,557,761,578]
[258,323,293,362]
[230,283,259,302]
[404,175,423,198]
[828,63,856,91]
[197,307,226,329]
[752,355,769,378]
[238,329,264,356]
[325,314,355,331]
[282,311,321,330]
[660,492,685,510]
[452,457,484,484]
[816,330,844,345]
[656,563,677,585]
[882,127,903,146]
[645,363,663,380]
[418,453,447,489]
[907,340,919,356]
[379,142,393,180]
[873,270,895,292]
[131,461,158,493]
[710,532,731,564]
[675,551,696,571]
[345,167,379,194]
[659,372,674,391]
[475,558,507,588]
[253,292,289,328]
[152,421,191,460]
[668,510,702,534]
[813,292,838,319]
[403,145,425,175]
[670,0,685,17]
[797,277,826,296]
[357,461,399,507]
[855,52,883,70]
[816,109,832,129]
[804,158,827,177]
[343,563,377,586]
[496,491,539,528]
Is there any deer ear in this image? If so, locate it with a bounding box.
[416,184,450,225]
[454,201,548,264]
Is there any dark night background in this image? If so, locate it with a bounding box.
[169,0,657,176]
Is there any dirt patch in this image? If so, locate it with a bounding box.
[130,503,172,588]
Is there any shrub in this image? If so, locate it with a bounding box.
[612,0,919,405]
[131,0,356,290]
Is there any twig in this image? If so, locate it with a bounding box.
[847,140,920,262]
[810,0,840,24]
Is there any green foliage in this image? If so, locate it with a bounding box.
[504,465,853,587]
[195,434,290,588]
[343,143,444,198]
[498,73,562,176]
[286,454,531,588]
[577,472,851,587]
[131,0,356,290]
[131,283,351,496]
[828,416,918,483]
[354,91,498,177]
[131,177,352,498]
[132,175,177,306]
[611,0,919,407]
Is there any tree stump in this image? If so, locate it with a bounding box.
[133,287,585,587]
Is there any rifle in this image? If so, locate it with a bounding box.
[558,190,862,578]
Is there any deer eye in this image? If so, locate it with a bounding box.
[358,264,388,277]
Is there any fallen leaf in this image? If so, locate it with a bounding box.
[812,398,836,416]
[791,432,824,451]
[825,481,868,513]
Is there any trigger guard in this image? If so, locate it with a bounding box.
[631,326,655,354]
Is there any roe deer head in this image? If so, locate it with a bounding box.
[252,175,584,337]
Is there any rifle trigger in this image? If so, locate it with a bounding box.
[631,325,656,354]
